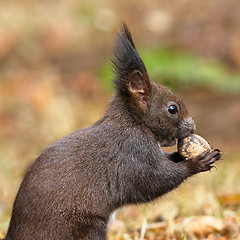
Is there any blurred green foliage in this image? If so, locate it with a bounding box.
[100,47,240,93]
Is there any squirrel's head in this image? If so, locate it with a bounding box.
[113,24,196,147]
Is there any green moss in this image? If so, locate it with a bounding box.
[99,47,240,93]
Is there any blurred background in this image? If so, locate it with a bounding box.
[0,0,239,239]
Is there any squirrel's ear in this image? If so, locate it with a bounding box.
[112,23,151,101]
[126,70,150,109]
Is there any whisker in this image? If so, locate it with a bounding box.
[192,114,205,119]
[196,123,209,129]
[192,111,217,119]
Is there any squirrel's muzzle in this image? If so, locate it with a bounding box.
[177,117,196,139]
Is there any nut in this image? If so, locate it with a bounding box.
[177,134,211,159]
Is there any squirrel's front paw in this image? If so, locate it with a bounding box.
[187,149,222,174]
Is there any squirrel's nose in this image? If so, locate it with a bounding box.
[178,117,196,139]
[187,117,196,133]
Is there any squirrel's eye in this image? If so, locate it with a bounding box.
[168,105,178,114]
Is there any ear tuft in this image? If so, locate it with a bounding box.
[120,23,136,49]
[112,23,150,96]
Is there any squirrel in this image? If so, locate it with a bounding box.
[3,24,222,240]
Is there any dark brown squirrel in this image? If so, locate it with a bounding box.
[3,24,222,240]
